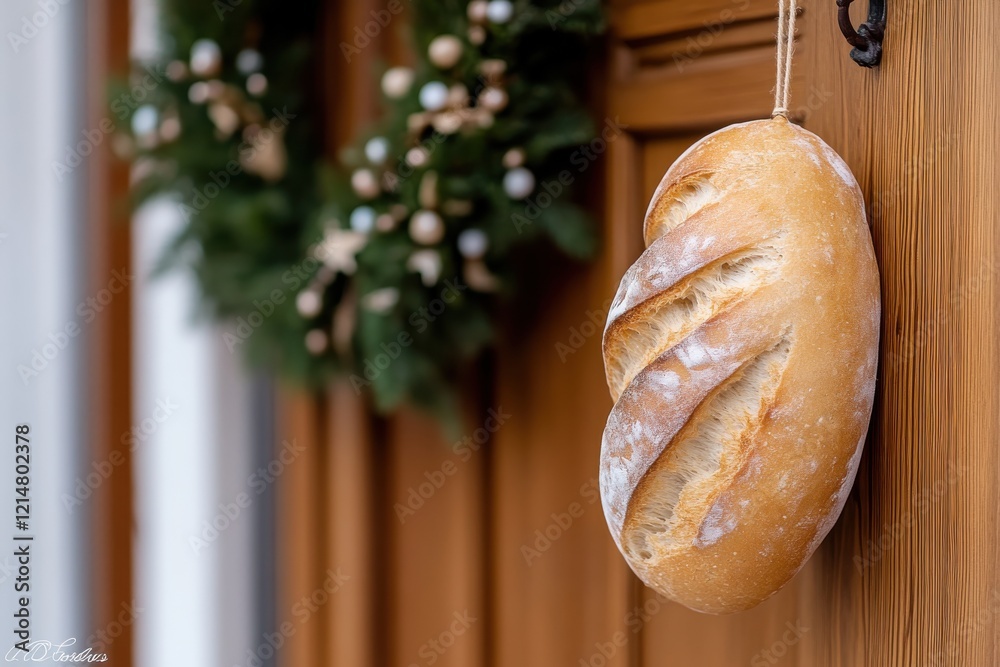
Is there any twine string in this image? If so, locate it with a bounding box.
[773,0,797,118]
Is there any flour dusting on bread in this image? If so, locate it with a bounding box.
[623,335,791,562]
[604,244,784,400]
[599,117,880,614]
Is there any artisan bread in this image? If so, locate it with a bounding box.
[600,116,880,614]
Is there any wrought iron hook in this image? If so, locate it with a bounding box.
[837,0,886,67]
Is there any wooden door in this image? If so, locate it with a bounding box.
[798,1,1000,665]
[276,1,1000,666]
[601,0,1000,665]
[596,1,812,665]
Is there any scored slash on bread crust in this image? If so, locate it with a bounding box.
[626,334,793,560]
[603,240,786,402]
[599,117,881,614]
[643,170,721,247]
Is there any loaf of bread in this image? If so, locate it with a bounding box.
[599,116,880,614]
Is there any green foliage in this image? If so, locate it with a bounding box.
[119,0,603,424]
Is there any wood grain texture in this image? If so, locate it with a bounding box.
[612,0,778,41]
[798,0,1000,665]
[632,18,800,70]
[604,0,1000,664]
[274,1,1000,665]
[275,392,325,667]
[492,260,629,667]
[387,408,487,667]
[486,41,634,667]
[325,385,377,667]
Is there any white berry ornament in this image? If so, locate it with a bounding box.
[419,82,450,112]
[349,206,377,234]
[428,35,464,69]
[236,48,263,74]
[189,38,222,77]
[503,167,535,199]
[296,289,322,318]
[381,67,414,99]
[467,0,489,22]
[350,169,380,200]
[457,229,489,259]
[409,210,446,245]
[364,137,390,165]
[407,249,443,286]
[486,0,514,23]
[304,329,328,354]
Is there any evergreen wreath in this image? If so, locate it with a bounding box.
[118,0,604,422]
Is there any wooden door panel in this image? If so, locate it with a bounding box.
[613,0,781,42]
[273,1,1000,665]
[640,586,807,666]
[608,45,788,131]
[276,393,326,667]
[326,386,377,667]
[388,410,487,667]
[798,1,1000,665]
[603,1,817,665]
[490,1,812,664]
[640,135,707,203]
[492,273,629,667]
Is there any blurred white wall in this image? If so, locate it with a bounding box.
[132,198,261,667]
[0,1,267,662]
[0,0,87,654]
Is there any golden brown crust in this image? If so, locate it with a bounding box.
[599,117,880,614]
